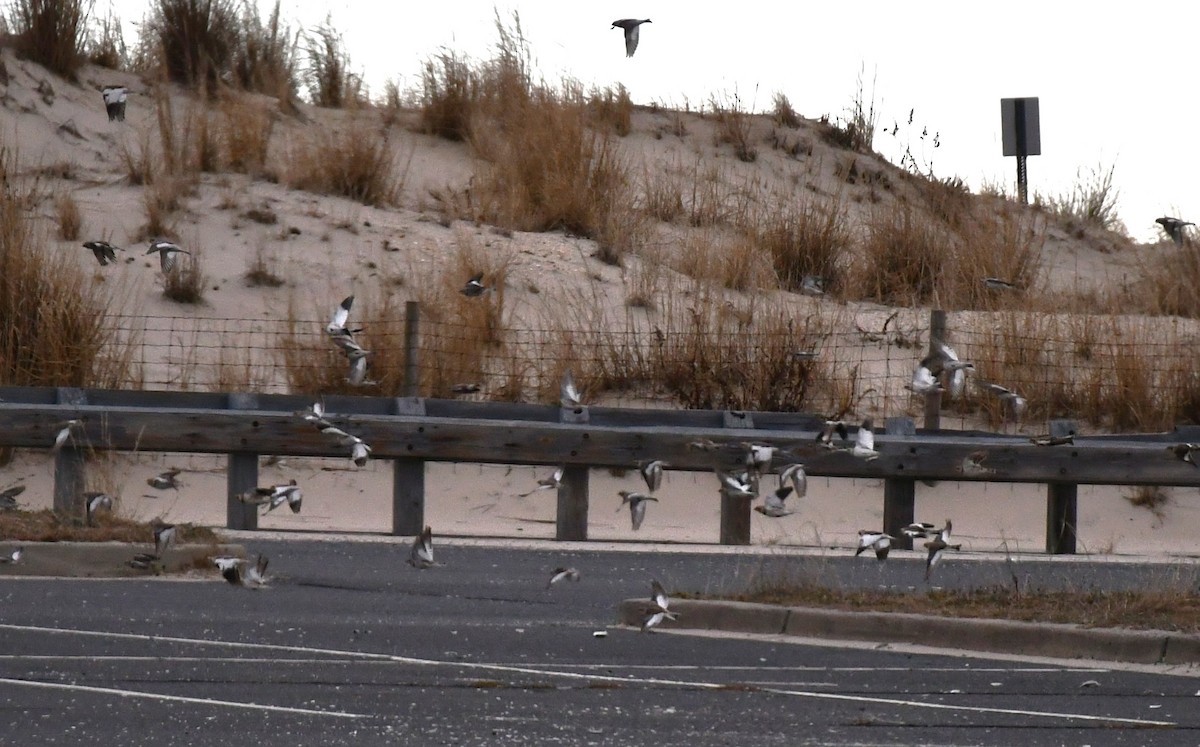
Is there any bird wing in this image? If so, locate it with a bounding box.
[560,370,581,407]
[855,424,874,452]
[329,295,353,330]
[625,24,640,56]
[650,580,669,610]
[348,354,368,384]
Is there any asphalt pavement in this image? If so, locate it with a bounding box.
[1,538,1197,745]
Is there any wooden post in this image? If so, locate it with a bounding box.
[226,393,259,531]
[883,417,916,551]
[52,387,87,518]
[719,410,754,545]
[556,466,589,541]
[1045,419,1078,554]
[392,397,426,536]
[923,309,946,431]
[403,301,420,398]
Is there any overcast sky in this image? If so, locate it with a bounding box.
[107,1,1196,243]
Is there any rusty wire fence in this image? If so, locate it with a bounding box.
[95,308,1200,433]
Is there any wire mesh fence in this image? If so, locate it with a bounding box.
[85,308,1200,433]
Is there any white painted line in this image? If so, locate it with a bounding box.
[0,623,1174,728]
[0,677,368,719]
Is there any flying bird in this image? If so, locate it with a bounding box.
[715,470,757,499]
[1169,443,1200,467]
[560,369,583,409]
[816,420,850,448]
[84,492,114,526]
[975,380,1028,421]
[618,490,658,531]
[547,566,580,588]
[907,363,944,395]
[153,522,177,558]
[83,240,123,266]
[641,579,678,632]
[101,85,127,121]
[0,547,23,564]
[1029,433,1073,447]
[778,463,807,498]
[742,443,776,475]
[520,466,564,496]
[638,459,667,492]
[408,525,438,569]
[214,554,269,588]
[902,522,938,539]
[855,531,894,560]
[451,383,482,395]
[345,347,374,386]
[51,419,84,454]
[459,272,487,297]
[924,519,962,581]
[919,341,973,398]
[241,479,303,514]
[981,277,1020,292]
[1156,216,1194,246]
[611,18,651,57]
[145,239,190,274]
[325,295,365,355]
[959,450,995,478]
[147,468,182,490]
[0,484,24,511]
[754,486,795,518]
[350,439,372,467]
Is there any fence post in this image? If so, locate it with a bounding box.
[392,397,426,536]
[52,387,88,518]
[403,301,420,398]
[556,402,590,541]
[226,392,259,531]
[883,416,916,551]
[924,309,946,430]
[1045,419,1078,554]
[719,410,754,545]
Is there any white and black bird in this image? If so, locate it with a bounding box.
[902,521,938,539]
[350,438,372,467]
[560,368,583,409]
[547,566,580,588]
[1156,216,1195,246]
[715,470,757,499]
[917,341,973,398]
[975,380,1027,421]
[325,295,364,354]
[924,519,962,581]
[641,579,678,632]
[855,530,894,560]
[345,347,374,386]
[639,459,667,492]
[84,492,114,526]
[754,486,795,518]
[153,522,177,558]
[0,547,23,564]
[778,463,807,498]
[242,479,303,514]
[959,450,994,478]
[145,239,190,274]
[800,275,827,297]
[1169,443,1200,468]
[101,85,127,121]
[849,418,879,461]
[147,468,182,490]
[520,466,564,496]
[743,443,775,475]
[408,525,438,568]
[618,490,658,531]
[816,420,850,448]
[611,18,651,57]
[51,419,84,454]
[215,554,269,588]
[83,240,123,266]
[459,272,487,297]
[907,362,944,395]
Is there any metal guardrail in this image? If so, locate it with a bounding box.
[3,386,1199,552]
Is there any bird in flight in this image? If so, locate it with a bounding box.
[460,272,487,297]
[618,490,658,530]
[547,566,580,588]
[778,463,807,498]
[521,466,564,496]
[611,18,651,57]
[51,419,84,454]
[560,368,583,409]
[241,479,303,514]
[84,492,114,526]
[1169,443,1200,467]
[855,530,894,560]
[0,547,23,564]
[638,459,667,492]
[924,519,962,581]
[975,380,1027,422]
[0,484,24,511]
[1156,216,1194,246]
[153,522,177,558]
[715,470,757,499]
[959,450,995,478]
[147,468,182,490]
[83,240,123,266]
[408,525,439,568]
[640,579,678,632]
[101,85,127,121]
[816,419,850,448]
[754,486,795,518]
[145,239,190,274]
[214,554,270,588]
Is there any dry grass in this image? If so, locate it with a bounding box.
[303,18,362,108]
[217,93,275,176]
[0,509,217,544]
[1043,162,1122,233]
[419,50,474,141]
[588,85,632,137]
[231,0,298,102]
[244,244,284,287]
[853,201,952,305]
[772,92,801,129]
[162,250,206,304]
[55,190,82,240]
[285,122,403,206]
[709,90,757,163]
[86,7,128,70]
[758,194,852,295]
[145,0,239,90]
[7,0,88,80]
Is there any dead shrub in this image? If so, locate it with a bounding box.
[419,50,474,141]
[285,122,403,206]
[589,85,633,136]
[145,0,239,90]
[772,92,801,129]
[8,0,88,80]
[86,8,128,70]
[758,195,851,295]
[709,90,757,163]
[218,94,274,175]
[55,191,82,240]
[303,17,362,108]
[853,202,952,305]
[231,0,298,102]
[162,249,206,303]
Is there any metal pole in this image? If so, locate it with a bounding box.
[1017,155,1028,205]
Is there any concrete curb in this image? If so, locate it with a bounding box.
[617,599,1200,665]
[0,542,246,578]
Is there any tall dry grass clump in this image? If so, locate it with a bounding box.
[230,0,298,102]
[285,122,402,206]
[7,0,88,80]
[86,8,128,70]
[145,0,239,89]
[217,93,274,175]
[162,250,206,303]
[0,148,136,387]
[55,191,82,240]
[588,85,632,136]
[1043,162,1121,233]
[758,195,852,295]
[853,201,952,305]
[709,90,757,163]
[419,50,474,141]
[303,18,362,108]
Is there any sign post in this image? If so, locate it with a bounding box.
[1000,97,1040,204]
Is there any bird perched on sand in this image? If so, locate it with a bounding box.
[611,18,651,57]
[924,519,962,581]
[241,479,303,514]
[0,547,24,564]
[101,85,127,121]
[147,468,182,490]
[408,525,439,568]
[848,419,879,461]
[1168,443,1200,468]
[153,522,177,558]
[855,530,894,560]
[547,566,580,588]
[641,579,678,632]
[51,419,84,454]
[520,466,564,496]
[145,239,190,274]
[459,272,487,297]
[214,554,269,588]
[1156,216,1194,246]
[754,486,796,518]
[975,380,1027,422]
[778,463,807,498]
[560,368,583,409]
[84,492,114,526]
[638,459,667,492]
[83,240,123,266]
[618,490,658,531]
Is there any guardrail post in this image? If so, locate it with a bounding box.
[1045,419,1078,554]
[403,301,420,397]
[883,416,916,551]
[52,387,88,518]
[226,393,259,531]
[924,310,946,430]
[392,397,426,536]
[556,402,590,541]
[720,410,754,545]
